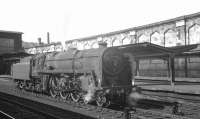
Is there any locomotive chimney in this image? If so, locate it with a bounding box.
[47,32,50,44]
[98,41,107,48]
[38,37,42,45]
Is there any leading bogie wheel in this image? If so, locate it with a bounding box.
[96,93,110,107]
[18,81,25,89]
[60,91,69,100]
[70,90,81,102]
[69,81,81,102]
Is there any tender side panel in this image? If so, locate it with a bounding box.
[45,51,74,73]
[12,62,30,80]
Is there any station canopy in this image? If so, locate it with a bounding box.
[169,44,200,57]
[116,42,199,59]
[0,50,31,61]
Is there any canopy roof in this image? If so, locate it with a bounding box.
[117,42,173,59]
[169,44,200,57]
[0,51,31,59]
[117,42,200,59]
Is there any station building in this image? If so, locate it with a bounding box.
[0,30,27,75]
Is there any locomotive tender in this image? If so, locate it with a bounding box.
[12,43,134,106]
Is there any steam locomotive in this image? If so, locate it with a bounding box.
[12,43,134,106]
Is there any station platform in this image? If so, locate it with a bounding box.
[139,84,200,94]
[135,76,200,95]
[135,76,200,82]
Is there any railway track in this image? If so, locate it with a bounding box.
[134,89,200,119]
[0,88,184,119]
[0,91,96,119]
[0,99,44,119]
[0,84,126,119]
[0,80,198,119]
[128,108,191,119]
[108,101,192,119]
[0,110,15,119]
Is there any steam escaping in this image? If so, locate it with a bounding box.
[132,80,135,86]
[60,40,66,51]
[123,53,136,86]
[84,87,95,103]
[128,88,143,106]
[83,75,96,103]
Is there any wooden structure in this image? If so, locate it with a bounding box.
[0,30,23,53]
[0,30,29,75]
[117,42,200,86]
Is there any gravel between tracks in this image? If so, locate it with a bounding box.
[0,78,197,119]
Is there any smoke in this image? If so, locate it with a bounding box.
[128,89,143,106]
[60,40,66,51]
[84,88,95,103]
[83,75,96,103]
[123,53,136,86]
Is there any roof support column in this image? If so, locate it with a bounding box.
[184,18,188,78]
[184,57,188,77]
[135,59,140,76]
[167,59,170,77]
[169,54,175,86]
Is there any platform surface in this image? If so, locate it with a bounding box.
[135,76,200,94]
[135,76,200,82]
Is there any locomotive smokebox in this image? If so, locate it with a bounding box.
[98,42,107,48]
[102,47,126,75]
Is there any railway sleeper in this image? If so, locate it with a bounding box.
[172,102,184,116]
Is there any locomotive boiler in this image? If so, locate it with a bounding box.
[12,43,133,106]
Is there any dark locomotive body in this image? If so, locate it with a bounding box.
[12,45,133,106]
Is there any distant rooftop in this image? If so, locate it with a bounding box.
[0,30,23,34]
[23,42,62,49]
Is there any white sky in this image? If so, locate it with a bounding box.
[0,0,200,45]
